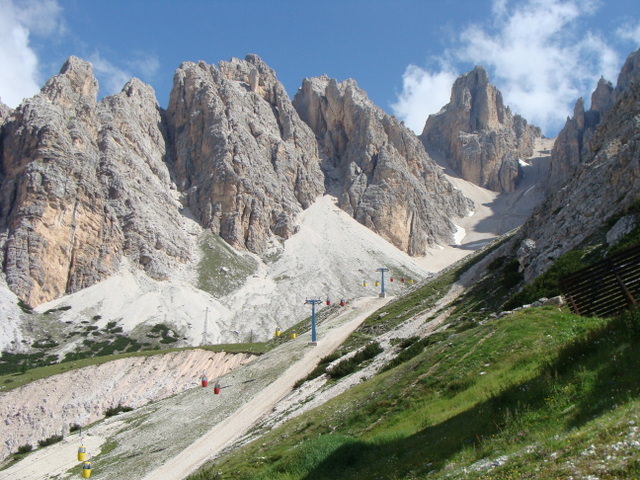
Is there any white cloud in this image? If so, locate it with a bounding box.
[0,0,63,107]
[391,64,458,133]
[392,0,624,137]
[89,52,161,98]
[617,20,640,45]
[0,0,158,106]
[89,52,133,97]
[127,53,160,79]
[12,0,64,36]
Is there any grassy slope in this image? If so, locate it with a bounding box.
[187,237,640,480]
[198,232,258,297]
[191,306,640,480]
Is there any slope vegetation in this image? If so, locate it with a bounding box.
[189,269,640,479]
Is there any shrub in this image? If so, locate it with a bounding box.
[397,336,419,349]
[294,352,343,388]
[16,444,33,454]
[69,423,81,432]
[17,300,33,314]
[32,339,59,349]
[105,404,133,417]
[38,434,63,447]
[328,342,383,379]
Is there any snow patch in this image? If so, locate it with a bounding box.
[453,224,466,246]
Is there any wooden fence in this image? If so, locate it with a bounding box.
[559,244,640,317]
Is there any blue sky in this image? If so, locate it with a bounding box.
[1,0,639,137]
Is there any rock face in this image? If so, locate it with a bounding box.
[515,49,640,280]
[0,349,254,461]
[0,57,192,306]
[420,66,541,192]
[548,77,614,190]
[165,55,324,254]
[293,76,472,255]
[0,99,11,125]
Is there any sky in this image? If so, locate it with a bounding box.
[1,0,639,137]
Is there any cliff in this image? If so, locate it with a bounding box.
[516,49,640,280]
[420,66,541,192]
[165,55,325,254]
[293,75,472,255]
[0,58,194,306]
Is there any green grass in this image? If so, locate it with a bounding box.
[188,303,640,480]
[197,233,258,297]
[337,269,458,356]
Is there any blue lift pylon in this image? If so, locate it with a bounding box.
[304,298,322,344]
[376,267,389,298]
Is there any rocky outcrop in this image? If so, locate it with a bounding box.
[0,57,192,306]
[293,76,472,255]
[515,49,640,280]
[420,66,541,192]
[0,349,254,461]
[0,99,11,125]
[548,77,614,190]
[165,55,324,254]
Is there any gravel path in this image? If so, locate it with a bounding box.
[139,295,390,480]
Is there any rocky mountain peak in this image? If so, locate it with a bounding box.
[590,77,614,114]
[420,66,541,193]
[548,75,616,191]
[166,55,324,254]
[0,99,11,125]
[516,48,640,281]
[120,77,157,102]
[450,66,505,131]
[41,55,98,105]
[293,75,472,255]
[615,48,640,94]
[0,61,192,306]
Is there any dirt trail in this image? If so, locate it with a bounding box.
[140,295,390,480]
[1,420,124,480]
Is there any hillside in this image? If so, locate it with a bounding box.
[1,47,639,480]
[4,216,640,479]
[0,145,551,478]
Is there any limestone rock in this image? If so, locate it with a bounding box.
[165,55,324,254]
[514,48,640,281]
[606,215,637,247]
[0,99,11,125]
[293,76,472,255]
[420,66,541,192]
[0,57,192,306]
[549,77,614,190]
